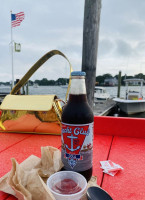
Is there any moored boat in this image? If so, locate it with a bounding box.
[94,87,110,100]
[113,78,145,114]
[61,84,68,88]
[33,83,39,88]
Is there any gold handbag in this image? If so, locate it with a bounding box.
[0,50,73,135]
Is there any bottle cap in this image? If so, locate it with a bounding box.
[71,71,86,76]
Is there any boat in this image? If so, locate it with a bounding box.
[33,83,39,88]
[113,78,145,115]
[61,84,68,88]
[94,87,110,100]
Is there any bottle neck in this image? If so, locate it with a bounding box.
[69,78,86,95]
[69,78,87,102]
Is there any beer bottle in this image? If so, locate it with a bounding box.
[61,71,94,181]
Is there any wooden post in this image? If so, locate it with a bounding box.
[22,86,25,95]
[117,71,121,98]
[82,0,102,109]
[26,82,29,95]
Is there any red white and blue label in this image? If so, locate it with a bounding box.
[61,122,93,169]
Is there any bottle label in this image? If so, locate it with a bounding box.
[61,122,94,171]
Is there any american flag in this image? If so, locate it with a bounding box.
[11,12,25,28]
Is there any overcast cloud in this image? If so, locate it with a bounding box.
[1,0,145,82]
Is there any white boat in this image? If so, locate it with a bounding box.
[33,83,39,88]
[113,79,145,115]
[94,87,110,100]
[61,84,68,88]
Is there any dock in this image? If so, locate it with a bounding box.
[93,99,116,116]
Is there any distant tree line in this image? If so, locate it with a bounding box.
[0,73,145,86]
[33,78,69,86]
[96,73,145,86]
[0,78,69,86]
[0,81,11,86]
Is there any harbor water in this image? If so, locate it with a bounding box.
[1,85,145,99]
[1,85,145,118]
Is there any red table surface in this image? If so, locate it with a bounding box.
[0,132,112,200]
[102,136,145,200]
[0,132,33,153]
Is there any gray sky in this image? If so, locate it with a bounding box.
[1,0,145,82]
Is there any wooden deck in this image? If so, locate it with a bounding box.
[93,99,116,116]
[0,115,145,200]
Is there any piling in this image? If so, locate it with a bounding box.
[82,0,102,109]
[117,71,121,98]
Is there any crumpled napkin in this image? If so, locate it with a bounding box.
[0,146,98,200]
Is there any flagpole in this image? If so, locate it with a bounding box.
[10,10,14,88]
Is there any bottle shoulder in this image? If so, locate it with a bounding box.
[62,101,94,124]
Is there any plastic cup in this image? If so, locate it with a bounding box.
[47,171,87,200]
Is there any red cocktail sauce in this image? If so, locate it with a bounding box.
[52,179,82,195]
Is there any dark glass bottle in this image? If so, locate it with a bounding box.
[61,71,94,181]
